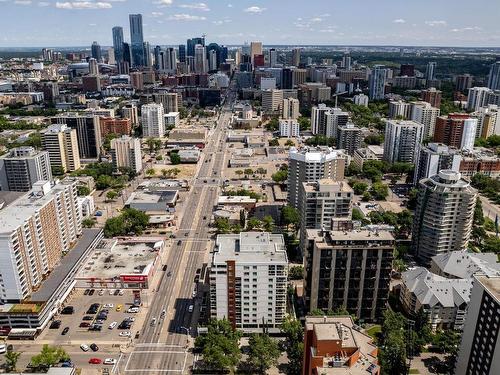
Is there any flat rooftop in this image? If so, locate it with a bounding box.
[306,228,395,245]
[214,232,287,265]
[29,229,103,302]
[126,190,178,205]
[77,238,162,279]
[218,195,257,204]
[477,275,500,303]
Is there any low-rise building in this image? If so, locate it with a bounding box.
[125,190,178,213]
[352,145,384,169]
[178,149,201,163]
[217,195,257,211]
[164,112,180,128]
[303,315,380,375]
[279,119,300,138]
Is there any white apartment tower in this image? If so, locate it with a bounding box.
[261,89,283,114]
[311,104,348,138]
[282,97,300,119]
[383,120,424,164]
[141,103,165,137]
[411,101,440,138]
[209,232,288,332]
[110,136,143,174]
[42,124,81,173]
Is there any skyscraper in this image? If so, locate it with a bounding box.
[414,143,461,183]
[42,124,81,173]
[52,114,102,159]
[91,41,102,62]
[411,101,440,138]
[110,136,143,174]
[250,41,262,64]
[311,104,348,137]
[187,37,204,57]
[143,41,152,68]
[141,103,165,137]
[383,119,424,164]
[369,65,387,100]
[194,44,207,73]
[178,44,186,63]
[433,114,478,150]
[426,61,437,81]
[487,61,500,90]
[268,48,277,67]
[112,26,124,63]
[412,170,477,265]
[292,48,301,66]
[129,14,145,67]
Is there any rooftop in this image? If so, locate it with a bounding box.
[302,179,353,194]
[213,232,287,265]
[77,238,164,280]
[218,195,257,204]
[476,275,500,303]
[307,228,395,245]
[126,190,178,205]
[432,250,500,279]
[289,146,348,163]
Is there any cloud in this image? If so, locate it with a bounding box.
[393,19,406,24]
[55,1,113,9]
[425,20,447,26]
[166,13,206,21]
[244,6,265,13]
[179,2,209,11]
[14,0,32,5]
[38,1,50,5]
[227,3,232,7]
[154,0,173,6]
[451,26,481,32]
[151,11,163,17]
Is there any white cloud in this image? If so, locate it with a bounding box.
[151,11,163,17]
[451,26,481,32]
[244,6,265,13]
[179,2,209,11]
[227,3,232,7]
[14,0,32,5]
[55,1,113,9]
[393,19,406,24]
[155,0,173,6]
[166,13,206,21]
[425,20,447,26]
[38,1,50,6]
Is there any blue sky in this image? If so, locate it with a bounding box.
[1,0,499,47]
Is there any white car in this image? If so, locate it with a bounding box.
[80,344,90,352]
[127,307,139,313]
[109,289,115,296]
[108,321,117,329]
[119,331,131,337]
[0,344,6,354]
[118,290,124,296]
[104,358,117,365]
[98,289,105,296]
[104,303,114,308]
[188,305,194,313]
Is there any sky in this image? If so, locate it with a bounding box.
[1,0,500,48]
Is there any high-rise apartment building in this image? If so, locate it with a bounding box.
[0,179,82,302]
[130,71,144,91]
[282,97,300,119]
[112,26,124,63]
[100,117,132,137]
[209,232,288,332]
[456,74,473,93]
[487,61,500,90]
[279,119,300,138]
[336,123,362,156]
[91,41,102,62]
[153,92,179,114]
[52,114,102,159]
[122,103,139,126]
[129,14,145,67]
[261,89,283,114]
[412,170,477,265]
[292,48,301,66]
[411,101,440,138]
[369,65,387,100]
[249,41,262,64]
[311,104,348,138]
[455,274,500,375]
[41,124,81,173]
[268,48,277,67]
[472,104,500,138]
[383,120,424,164]
[467,87,493,111]
[434,114,478,150]
[421,87,442,108]
[388,100,412,119]
[414,143,461,183]
[353,93,369,107]
[141,103,165,137]
[194,44,207,73]
[287,147,347,209]
[0,147,52,192]
[110,136,143,174]
[425,62,437,81]
[304,229,394,320]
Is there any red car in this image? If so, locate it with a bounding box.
[89,358,102,364]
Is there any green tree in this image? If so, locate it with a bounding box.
[272,169,288,184]
[170,152,181,165]
[262,215,274,232]
[269,138,280,146]
[288,265,304,280]
[103,208,149,237]
[247,333,281,373]
[51,165,65,176]
[280,316,304,375]
[106,190,119,201]
[364,134,384,145]
[247,217,262,231]
[298,116,310,131]
[239,210,246,228]
[256,167,267,176]
[482,235,500,254]
[145,168,156,177]
[281,206,300,231]
[352,181,368,195]
[235,170,244,178]
[82,218,96,228]
[285,139,295,147]
[77,185,91,196]
[379,310,407,375]
[265,117,279,131]
[96,175,114,190]
[214,217,231,234]
[370,182,389,200]
[195,319,242,372]
[104,217,126,238]
[474,197,485,226]
[244,168,254,178]
[5,351,20,373]
[30,345,69,371]
[305,135,335,147]
[431,330,461,355]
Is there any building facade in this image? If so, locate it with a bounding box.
[110,136,143,174]
[42,124,81,173]
[383,120,424,164]
[141,103,165,137]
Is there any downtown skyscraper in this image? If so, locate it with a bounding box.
[112,26,124,63]
[129,14,145,67]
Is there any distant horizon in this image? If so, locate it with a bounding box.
[1,0,500,48]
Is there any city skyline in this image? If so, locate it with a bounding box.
[0,0,500,47]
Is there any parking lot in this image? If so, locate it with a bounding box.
[39,288,144,346]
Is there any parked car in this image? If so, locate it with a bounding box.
[109,289,115,296]
[127,307,139,313]
[116,304,123,312]
[89,358,102,364]
[89,289,95,296]
[114,289,120,296]
[104,358,117,365]
[0,345,6,354]
[98,289,105,296]
[119,331,131,337]
[80,344,90,352]
[49,320,61,329]
[61,306,74,315]
[118,290,124,296]
[82,316,94,321]
[108,322,117,330]
[150,318,156,326]
[188,305,194,313]
[61,327,70,335]
[84,289,90,295]
[90,343,99,352]
[79,322,91,328]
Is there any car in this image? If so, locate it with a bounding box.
[118,322,130,330]
[61,327,69,335]
[50,320,61,329]
[192,289,197,297]
[188,305,194,313]
[196,268,201,275]
[125,316,136,322]
[118,289,124,296]
[162,265,168,271]
[6,345,13,352]
[79,322,91,328]
[184,232,188,237]
[203,180,207,183]
[61,306,74,314]
[98,289,105,296]
[104,303,114,308]
[89,358,102,365]
[83,316,94,321]
[177,240,182,245]
[116,304,123,312]
[89,289,95,296]
[109,289,115,296]
[114,289,120,296]
[104,358,117,365]
[135,331,140,339]
[160,310,166,319]
[80,344,90,352]
[167,271,172,277]
[150,318,156,326]
[95,211,103,217]
[89,325,102,332]
[90,343,99,352]
[119,331,131,337]
[84,289,90,295]
[127,307,139,313]
[203,216,207,220]
[0,345,6,354]
[108,322,117,329]
[60,361,73,368]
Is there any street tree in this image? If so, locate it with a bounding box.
[247,333,281,373]
[30,345,69,371]
[247,217,262,231]
[280,316,304,375]
[262,215,274,232]
[281,205,300,231]
[106,190,118,201]
[5,351,20,373]
[145,168,156,177]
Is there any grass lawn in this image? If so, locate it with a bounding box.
[409,369,420,374]
[366,324,382,341]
